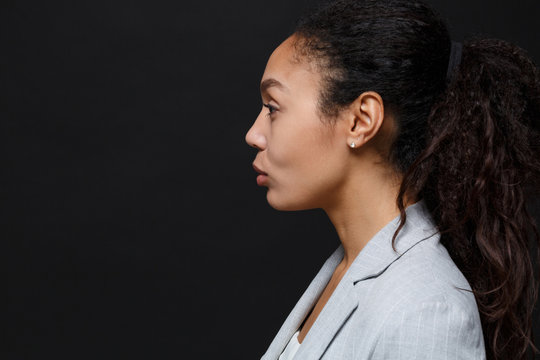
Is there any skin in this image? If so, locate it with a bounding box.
[245,35,416,344]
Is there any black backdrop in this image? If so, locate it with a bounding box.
[3,0,540,359]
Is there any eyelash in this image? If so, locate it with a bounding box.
[263,103,277,117]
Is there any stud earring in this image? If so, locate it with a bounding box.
[350,141,356,148]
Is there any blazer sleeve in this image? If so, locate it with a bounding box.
[367,301,486,360]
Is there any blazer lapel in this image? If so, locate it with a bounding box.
[292,275,358,359]
[261,245,345,360]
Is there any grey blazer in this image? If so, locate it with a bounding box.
[261,199,486,360]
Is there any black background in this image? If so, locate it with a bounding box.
[3,0,540,359]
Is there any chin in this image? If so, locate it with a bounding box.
[266,190,315,211]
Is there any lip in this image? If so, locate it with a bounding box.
[253,163,269,186]
[252,163,268,175]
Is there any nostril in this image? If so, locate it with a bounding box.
[246,131,266,151]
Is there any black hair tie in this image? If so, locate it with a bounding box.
[446,40,463,81]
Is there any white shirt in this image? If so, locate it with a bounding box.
[279,330,301,360]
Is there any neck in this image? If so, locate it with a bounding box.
[322,166,413,268]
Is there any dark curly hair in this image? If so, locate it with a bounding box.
[292,0,540,359]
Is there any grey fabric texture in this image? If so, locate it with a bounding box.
[261,199,486,360]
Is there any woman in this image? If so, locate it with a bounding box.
[245,0,540,359]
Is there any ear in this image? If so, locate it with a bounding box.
[344,91,385,148]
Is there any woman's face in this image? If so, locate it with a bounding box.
[245,35,351,211]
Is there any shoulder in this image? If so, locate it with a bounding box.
[365,236,478,313]
[367,298,486,360]
[351,238,486,359]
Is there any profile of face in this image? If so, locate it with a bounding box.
[245,35,385,211]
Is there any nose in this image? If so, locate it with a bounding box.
[245,113,267,151]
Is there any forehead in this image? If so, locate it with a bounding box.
[261,36,320,93]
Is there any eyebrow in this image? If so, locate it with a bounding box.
[260,78,288,94]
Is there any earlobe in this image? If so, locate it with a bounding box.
[348,134,364,149]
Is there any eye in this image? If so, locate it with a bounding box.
[263,103,278,117]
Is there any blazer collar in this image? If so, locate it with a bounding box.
[261,199,439,360]
[347,198,439,284]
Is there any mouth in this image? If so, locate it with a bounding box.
[253,163,269,186]
[252,163,268,175]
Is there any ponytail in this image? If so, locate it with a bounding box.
[394,37,540,360]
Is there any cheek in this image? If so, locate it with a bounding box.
[268,119,316,168]
[268,135,347,210]
[269,121,336,180]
